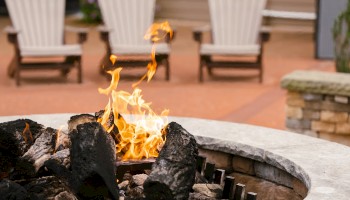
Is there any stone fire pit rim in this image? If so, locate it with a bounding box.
[1,113,349,200]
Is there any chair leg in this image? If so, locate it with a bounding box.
[7,57,16,78]
[207,67,213,76]
[259,64,263,83]
[165,58,170,81]
[199,58,204,83]
[15,65,20,86]
[77,56,82,84]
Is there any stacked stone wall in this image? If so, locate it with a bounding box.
[281,70,350,146]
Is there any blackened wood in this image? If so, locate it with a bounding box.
[222,176,235,199]
[70,122,119,199]
[247,192,257,200]
[23,176,76,199]
[214,169,225,185]
[95,110,120,141]
[10,127,57,180]
[0,119,44,157]
[0,179,28,200]
[143,122,198,200]
[196,155,206,173]
[233,183,246,200]
[68,113,96,133]
[204,162,215,182]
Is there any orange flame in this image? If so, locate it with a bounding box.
[98,22,172,160]
[132,21,173,88]
[22,122,33,144]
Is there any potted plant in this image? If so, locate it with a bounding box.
[80,0,102,24]
[333,0,350,73]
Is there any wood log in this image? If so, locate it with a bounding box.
[0,119,45,175]
[70,122,119,199]
[143,122,198,200]
[68,114,96,133]
[9,127,57,180]
[0,179,28,200]
[23,176,76,199]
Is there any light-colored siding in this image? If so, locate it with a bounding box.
[155,0,315,32]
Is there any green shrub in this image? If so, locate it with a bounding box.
[80,0,102,24]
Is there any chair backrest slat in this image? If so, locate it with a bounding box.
[208,0,266,46]
[5,0,65,47]
[99,0,156,46]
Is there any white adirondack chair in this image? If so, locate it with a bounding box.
[98,0,172,80]
[5,0,88,86]
[193,0,270,82]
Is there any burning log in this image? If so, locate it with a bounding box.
[70,122,119,199]
[0,119,45,175]
[0,179,28,199]
[68,114,96,133]
[11,128,57,179]
[143,122,198,200]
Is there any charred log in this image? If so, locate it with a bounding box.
[10,128,57,180]
[68,114,96,133]
[0,179,28,200]
[143,122,198,200]
[0,119,45,176]
[70,122,119,199]
[95,110,121,142]
[23,176,75,200]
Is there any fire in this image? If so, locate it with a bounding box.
[98,22,172,160]
[22,122,33,144]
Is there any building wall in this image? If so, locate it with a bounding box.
[155,0,315,31]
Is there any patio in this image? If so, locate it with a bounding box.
[0,15,335,131]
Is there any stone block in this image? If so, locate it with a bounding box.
[292,178,308,198]
[335,123,350,135]
[320,111,348,123]
[324,95,335,102]
[232,156,255,175]
[285,118,311,130]
[198,149,232,171]
[311,121,335,133]
[334,96,349,104]
[286,97,305,107]
[303,93,323,101]
[254,162,293,188]
[304,101,322,110]
[318,132,350,146]
[287,91,302,99]
[303,109,320,120]
[285,106,302,119]
[322,101,350,112]
[303,130,318,137]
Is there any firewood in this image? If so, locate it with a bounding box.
[70,122,119,199]
[0,119,46,177]
[143,122,198,200]
[68,114,96,133]
[11,127,57,179]
[23,176,76,199]
[0,179,28,199]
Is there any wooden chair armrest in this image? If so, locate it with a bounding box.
[4,26,19,44]
[65,26,88,44]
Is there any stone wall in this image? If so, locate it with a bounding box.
[281,70,350,146]
[199,148,308,199]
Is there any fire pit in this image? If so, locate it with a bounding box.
[1,114,350,199]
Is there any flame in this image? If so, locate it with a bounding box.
[98,22,172,160]
[22,122,33,144]
[132,21,173,88]
[54,125,64,153]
